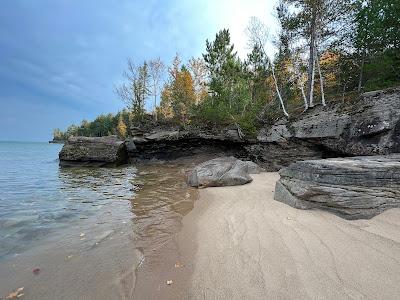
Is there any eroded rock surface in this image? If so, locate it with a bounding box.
[274,155,400,219]
[258,88,400,156]
[58,88,400,171]
[59,136,127,167]
[187,157,263,188]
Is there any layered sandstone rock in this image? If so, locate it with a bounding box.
[274,155,400,219]
[59,136,127,167]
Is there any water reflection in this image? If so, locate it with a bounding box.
[0,165,137,258]
[130,163,198,253]
[1,157,198,262]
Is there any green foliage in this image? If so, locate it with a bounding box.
[58,1,400,138]
[54,110,132,140]
[159,57,197,125]
[115,60,150,121]
[193,29,265,135]
[353,0,400,91]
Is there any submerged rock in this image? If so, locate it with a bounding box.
[274,155,400,219]
[187,156,263,188]
[59,136,127,167]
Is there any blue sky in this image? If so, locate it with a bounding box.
[0,0,278,141]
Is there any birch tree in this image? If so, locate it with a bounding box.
[246,17,289,117]
[291,53,309,110]
[115,59,150,120]
[188,57,208,105]
[149,58,165,121]
[278,0,351,107]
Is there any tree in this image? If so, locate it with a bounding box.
[353,0,400,91]
[188,57,208,105]
[246,17,289,116]
[203,29,239,108]
[66,124,79,137]
[148,58,165,121]
[117,114,127,138]
[115,59,150,120]
[53,128,65,140]
[245,43,271,110]
[160,63,196,124]
[278,0,352,107]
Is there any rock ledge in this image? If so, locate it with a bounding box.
[59,136,127,167]
[274,155,400,219]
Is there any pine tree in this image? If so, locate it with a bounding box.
[203,29,239,107]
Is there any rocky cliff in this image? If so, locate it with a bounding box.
[251,87,400,169]
[59,87,400,169]
[59,136,127,167]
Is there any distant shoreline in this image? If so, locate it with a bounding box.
[49,140,65,144]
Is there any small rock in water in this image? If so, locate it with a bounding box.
[32,268,40,275]
[5,287,24,299]
[174,262,184,268]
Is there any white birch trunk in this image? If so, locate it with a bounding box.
[309,64,315,107]
[300,84,308,111]
[271,63,289,117]
[315,49,326,106]
[154,92,157,122]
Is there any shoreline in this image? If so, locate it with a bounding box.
[2,160,400,299]
[175,172,400,299]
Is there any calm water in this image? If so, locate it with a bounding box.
[0,141,199,299]
[0,141,137,259]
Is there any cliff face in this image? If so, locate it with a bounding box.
[59,136,127,167]
[250,87,400,169]
[259,88,400,155]
[59,88,400,169]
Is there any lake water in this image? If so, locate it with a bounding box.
[0,141,137,259]
[0,141,197,299]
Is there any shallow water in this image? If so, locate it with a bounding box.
[0,142,137,259]
[0,142,198,299]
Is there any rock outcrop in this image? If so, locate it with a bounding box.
[58,88,400,171]
[258,88,400,156]
[187,157,263,188]
[59,136,127,167]
[250,87,400,170]
[274,155,400,219]
[127,128,249,162]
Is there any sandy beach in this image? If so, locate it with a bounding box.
[178,172,400,300]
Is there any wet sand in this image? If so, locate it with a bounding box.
[0,211,141,299]
[178,172,400,299]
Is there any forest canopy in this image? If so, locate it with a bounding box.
[54,0,400,141]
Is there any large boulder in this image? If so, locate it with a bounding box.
[274,155,400,219]
[59,136,127,167]
[187,157,263,188]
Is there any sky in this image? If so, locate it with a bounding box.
[0,0,278,142]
